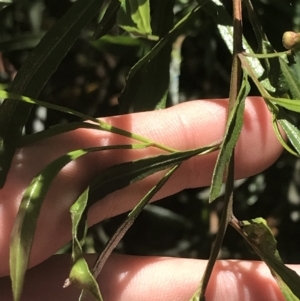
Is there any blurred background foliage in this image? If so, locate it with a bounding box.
[1,0,300,264]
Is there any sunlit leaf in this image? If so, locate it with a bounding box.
[64,188,103,301]
[9,144,147,301]
[9,142,217,301]
[241,218,300,300]
[70,188,89,253]
[209,72,250,202]
[0,0,105,188]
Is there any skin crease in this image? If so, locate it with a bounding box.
[0,97,298,300]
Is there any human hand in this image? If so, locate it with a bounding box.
[0,97,295,301]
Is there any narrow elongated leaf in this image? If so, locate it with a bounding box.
[0,90,100,123]
[92,0,121,40]
[261,42,288,95]
[91,165,180,280]
[241,218,300,300]
[120,4,203,81]
[65,188,103,301]
[70,188,89,255]
[10,142,217,301]
[88,145,218,206]
[119,3,201,113]
[209,72,250,202]
[0,90,178,153]
[0,0,105,187]
[276,108,300,155]
[198,0,273,92]
[272,118,300,157]
[10,144,147,301]
[278,58,300,99]
[279,119,300,154]
[119,0,175,113]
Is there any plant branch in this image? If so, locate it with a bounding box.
[191,1,244,300]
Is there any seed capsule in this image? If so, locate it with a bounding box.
[282,31,300,51]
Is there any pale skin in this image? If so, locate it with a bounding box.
[0,97,299,301]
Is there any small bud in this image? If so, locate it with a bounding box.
[282,31,300,51]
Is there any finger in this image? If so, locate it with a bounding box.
[0,254,292,301]
[0,97,282,275]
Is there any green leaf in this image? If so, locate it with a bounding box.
[117,0,156,39]
[92,34,143,49]
[92,0,121,40]
[92,165,180,281]
[240,57,300,158]
[241,218,300,300]
[0,90,179,153]
[199,0,273,92]
[278,58,300,99]
[241,218,281,259]
[270,96,300,113]
[9,142,217,301]
[70,188,89,254]
[209,72,250,202]
[276,109,300,156]
[9,144,147,301]
[261,42,289,95]
[120,4,202,80]
[64,188,103,301]
[0,0,105,188]
[88,145,218,206]
[0,90,100,124]
[79,147,218,295]
[272,117,300,158]
[119,3,201,113]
